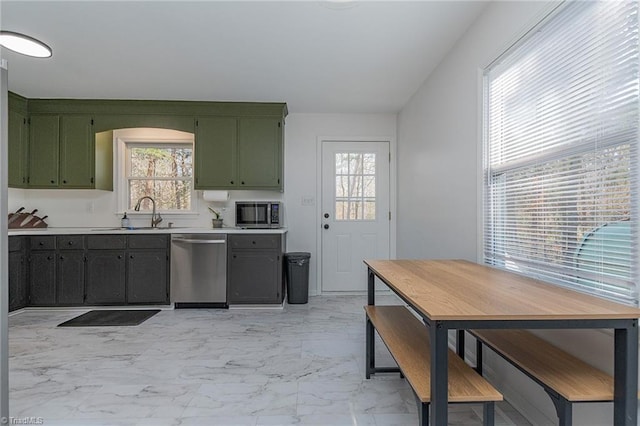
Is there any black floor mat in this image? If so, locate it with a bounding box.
[58,309,160,327]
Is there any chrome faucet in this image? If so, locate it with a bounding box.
[134,196,163,228]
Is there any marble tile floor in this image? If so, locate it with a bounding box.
[9,295,532,426]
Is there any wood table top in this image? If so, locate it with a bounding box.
[364,259,640,321]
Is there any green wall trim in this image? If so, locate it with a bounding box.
[8,92,28,115]
[25,98,288,118]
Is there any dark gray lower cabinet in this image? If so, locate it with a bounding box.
[56,235,85,305]
[9,237,27,311]
[127,250,168,304]
[228,234,284,304]
[57,251,85,305]
[126,235,169,304]
[8,233,168,308]
[29,251,56,305]
[86,251,126,304]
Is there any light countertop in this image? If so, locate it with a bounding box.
[8,227,288,236]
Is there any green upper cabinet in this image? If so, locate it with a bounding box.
[194,116,283,191]
[8,92,29,188]
[8,109,29,188]
[29,114,60,188]
[10,95,286,191]
[60,115,94,188]
[27,114,112,190]
[194,117,237,189]
[238,118,282,189]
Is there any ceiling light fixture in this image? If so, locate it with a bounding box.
[0,31,52,58]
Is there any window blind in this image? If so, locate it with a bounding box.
[483,1,639,305]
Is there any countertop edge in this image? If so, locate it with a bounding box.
[8,227,288,236]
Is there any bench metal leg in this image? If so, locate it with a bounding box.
[365,317,375,379]
[548,392,572,426]
[476,339,483,375]
[457,329,465,359]
[483,401,495,426]
[419,402,429,426]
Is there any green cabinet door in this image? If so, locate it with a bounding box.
[238,118,282,190]
[8,110,29,188]
[60,115,95,188]
[194,117,237,189]
[29,114,60,187]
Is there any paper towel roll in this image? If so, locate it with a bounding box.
[202,190,230,202]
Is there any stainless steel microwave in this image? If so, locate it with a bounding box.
[235,202,282,229]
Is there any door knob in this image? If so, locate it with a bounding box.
[324,213,330,218]
[323,224,329,229]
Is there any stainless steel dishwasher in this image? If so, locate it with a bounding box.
[171,234,227,308]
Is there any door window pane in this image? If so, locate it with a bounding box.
[335,152,376,221]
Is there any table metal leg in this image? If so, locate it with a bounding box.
[429,320,448,426]
[614,321,638,426]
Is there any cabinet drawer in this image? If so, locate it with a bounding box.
[57,235,85,250]
[9,236,23,252]
[87,235,126,249]
[230,234,280,250]
[128,234,169,249]
[30,235,56,250]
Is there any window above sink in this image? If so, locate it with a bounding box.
[114,128,197,216]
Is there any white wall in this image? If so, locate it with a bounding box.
[396,1,635,425]
[283,113,397,295]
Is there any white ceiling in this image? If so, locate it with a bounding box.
[1,1,487,114]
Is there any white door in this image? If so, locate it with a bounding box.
[321,141,390,292]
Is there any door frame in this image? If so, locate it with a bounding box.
[315,136,397,295]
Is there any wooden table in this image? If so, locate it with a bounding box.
[365,259,640,426]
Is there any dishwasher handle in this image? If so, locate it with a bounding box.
[172,238,226,244]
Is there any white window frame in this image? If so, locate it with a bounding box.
[481,0,639,306]
[116,136,197,216]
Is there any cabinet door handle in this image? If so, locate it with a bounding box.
[39,241,44,246]
[130,255,134,259]
[68,241,73,246]
[117,255,122,259]
[230,180,234,185]
[50,180,55,184]
[47,256,52,260]
[63,180,67,184]
[59,255,64,260]
[241,181,245,185]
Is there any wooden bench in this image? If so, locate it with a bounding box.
[365,305,503,425]
[469,329,618,426]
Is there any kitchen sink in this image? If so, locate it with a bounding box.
[91,227,184,231]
